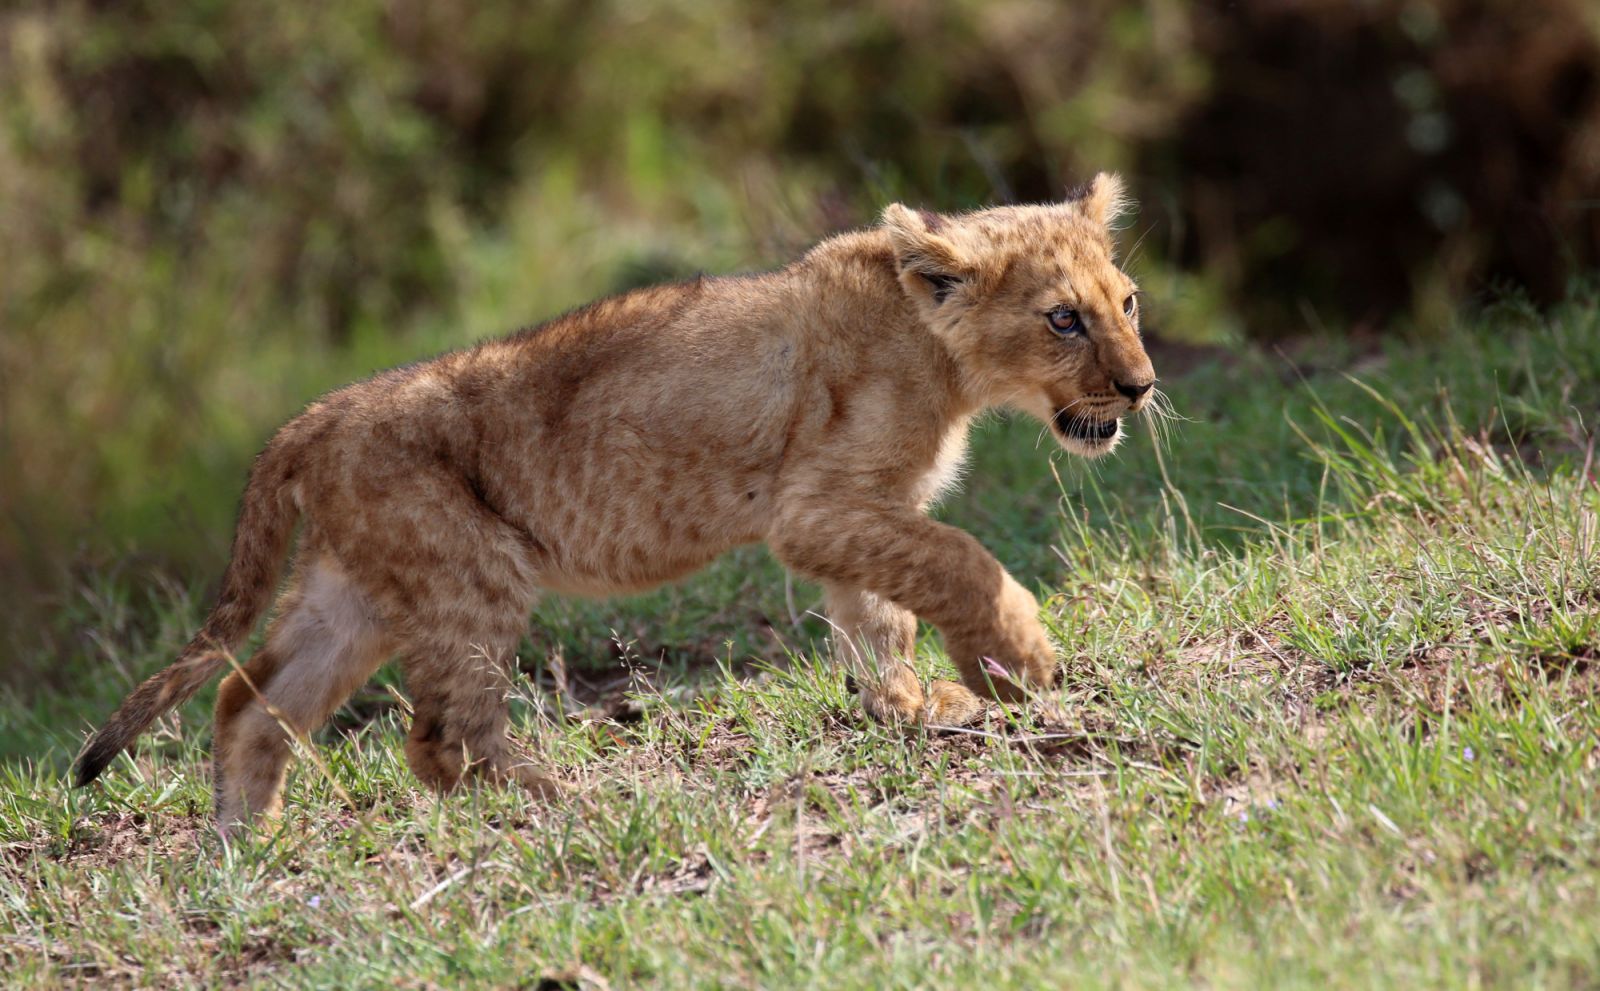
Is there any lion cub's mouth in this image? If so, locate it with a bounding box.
[1052,409,1121,444]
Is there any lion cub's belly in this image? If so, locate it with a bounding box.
[525,459,776,598]
[535,519,762,597]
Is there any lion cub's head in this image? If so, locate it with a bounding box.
[882,173,1156,458]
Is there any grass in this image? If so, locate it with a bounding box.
[2,290,1599,988]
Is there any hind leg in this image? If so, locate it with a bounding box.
[400,627,566,800]
[316,453,562,800]
[213,555,391,829]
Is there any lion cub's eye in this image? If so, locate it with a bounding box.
[1123,294,1137,317]
[1046,307,1082,336]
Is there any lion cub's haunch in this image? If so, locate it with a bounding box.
[74,174,1156,828]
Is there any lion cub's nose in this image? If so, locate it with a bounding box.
[1114,379,1154,401]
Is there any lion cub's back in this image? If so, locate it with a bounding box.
[468,276,809,592]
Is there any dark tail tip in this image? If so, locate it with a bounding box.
[68,644,231,789]
[71,739,119,788]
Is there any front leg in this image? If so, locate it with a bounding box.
[773,503,1057,704]
[823,584,987,726]
[823,583,924,722]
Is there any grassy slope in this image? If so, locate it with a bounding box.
[2,293,1598,988]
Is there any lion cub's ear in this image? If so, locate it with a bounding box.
[881,203,972,309]
[1068,172,1132,230]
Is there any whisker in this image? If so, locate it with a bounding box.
[1139,387,1189,454]
[1147,388,1188,422]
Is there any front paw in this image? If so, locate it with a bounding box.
[970,578,1061,695]
[920,680,986,727]
[853,663,927,724]
[972,654,1043,704]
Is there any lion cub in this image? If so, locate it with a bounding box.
[74,173,1156,828]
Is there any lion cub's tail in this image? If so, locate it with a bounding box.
[71,440,302,787]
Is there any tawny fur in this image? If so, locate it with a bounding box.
[72,173,1156,828]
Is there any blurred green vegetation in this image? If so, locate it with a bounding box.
[2,0,1598,652]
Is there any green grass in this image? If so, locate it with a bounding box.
[2,291,1599,988]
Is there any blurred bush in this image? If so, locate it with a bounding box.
[2,0,1597,637]
[1162,0,1600,332]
